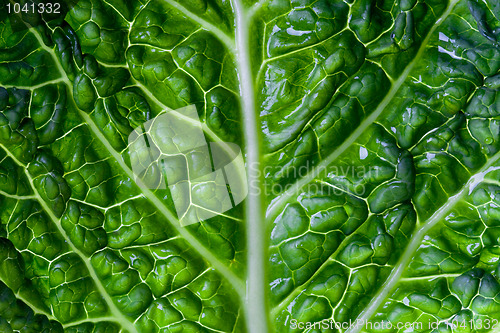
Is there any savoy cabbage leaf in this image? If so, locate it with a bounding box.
[0,0,499,332]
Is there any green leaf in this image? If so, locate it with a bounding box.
[0,0,499,332]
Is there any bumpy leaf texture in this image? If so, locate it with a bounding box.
[0,0,499,332]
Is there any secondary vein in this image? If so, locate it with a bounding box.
[79,111,246,296]
[347,148,500,333]
[28,23,246,315]
[162,0,236,51]
[265,0,460,222]
[0,144,139,333]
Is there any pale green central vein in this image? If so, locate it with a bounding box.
[265,0,460,222]
[0,144,139,333]
[232,1,269,332]
[347,148,500,333]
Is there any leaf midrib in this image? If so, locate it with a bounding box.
[232,1,269,333]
